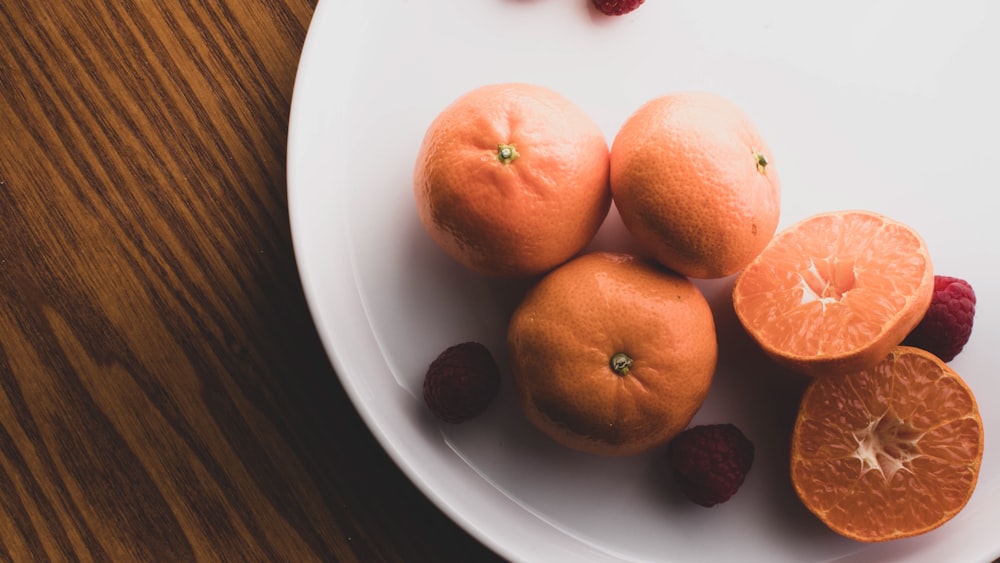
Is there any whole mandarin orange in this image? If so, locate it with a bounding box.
[414,83,611,277]
[507,251,717,456]
[610,92,781,279]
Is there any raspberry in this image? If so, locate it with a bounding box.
[591,0,645,16]
[668,424,755,507]
[903,276,976,362]
[423,342,500,423]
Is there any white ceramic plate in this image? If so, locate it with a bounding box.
[287,1,1000,561]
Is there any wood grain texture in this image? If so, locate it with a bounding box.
[0,1,501,561]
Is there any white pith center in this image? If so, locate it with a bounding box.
[852,413,924,481]
[797,257,856,307]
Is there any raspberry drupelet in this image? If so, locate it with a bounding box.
[668,424,755,507]
[903,275,976,362]
[423,342,500,424]
[592,0,645,16]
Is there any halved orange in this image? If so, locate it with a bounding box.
[732,210,934,377]
[791,346,983,542]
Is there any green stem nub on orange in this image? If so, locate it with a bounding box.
[754,151,769,174]
[610,352,633,376]
[497,143,520,164]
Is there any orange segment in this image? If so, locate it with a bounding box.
[791,346,983,542]
[733,210,934,377]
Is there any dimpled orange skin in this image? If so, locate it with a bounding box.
[413,83,611,277]
[507,251,718,456]
[610,92,781,279]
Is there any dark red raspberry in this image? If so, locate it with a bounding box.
[423,342,500,423]
[903,275,976,362]
[668,424,755,507]
[592,0,646,16]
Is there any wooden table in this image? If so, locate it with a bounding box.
[0,2,502,560]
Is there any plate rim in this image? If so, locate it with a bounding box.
[285,2,1000,562]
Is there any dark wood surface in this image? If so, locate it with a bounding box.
[0,2,502,560]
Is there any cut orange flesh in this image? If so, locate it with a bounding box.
[733,210,934,377]
[791,346,983,542]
